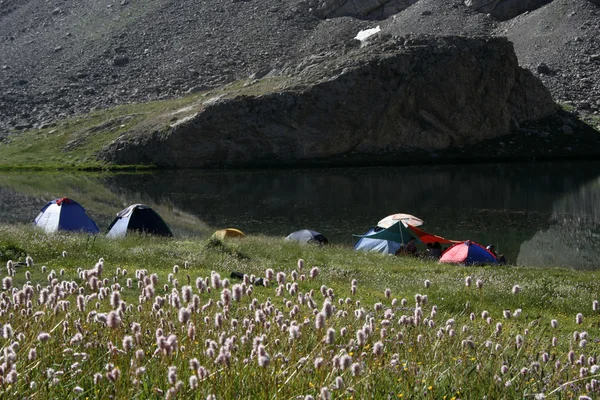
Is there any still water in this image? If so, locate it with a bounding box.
[1,161,599,269]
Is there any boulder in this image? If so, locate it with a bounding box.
[100,36,558,168]
[464,0,553,20]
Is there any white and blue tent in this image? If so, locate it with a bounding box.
[354,228,401,255]
[34,197,100,234]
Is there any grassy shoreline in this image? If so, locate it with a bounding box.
[1,224,600,398]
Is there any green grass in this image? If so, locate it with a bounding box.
[1,224,600,398]
[0,77,289,171]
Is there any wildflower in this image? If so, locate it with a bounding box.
[29,347,37,361]
[465,276,472,287]
[182,286,192,303]
[385,288,391,298]
[512,285,521,295]
[351,362,362,376]
[107,311,121,329]
[122,336,134,352]
[356,329,366,347]
[189,375,198,389]
[341,355,352,370]
[503,310,511,319]
[26,255,33,267]
[476,279,483,289]
[501,365,508,374]
[322,300,333,318]
[373,341,384,355]
[541,352,549,363]
[258,355,270,367]
[168,366,177,385]
[2,323,13,339]
[73,386,83,394]
[320,387,331,400]
[334,376,344,390]
[298,259,304,270]
[2,277,12,290]
[315,312,325,330]
[314,357,324,369]
[515,334,524,348]
[211,272,222,289]
[38,332,51,342]
[576,313,583,325]
[310,267,319,279]
[594,300,599,311]
[495,323,502,334]
[424,280,431,289]
[513,309,522,318]
[552,336,558,347]
[580,339,588,348]
[569,350,576,364]
[551,319,558,328]
[326,328,335,345]
[285,325,299,341]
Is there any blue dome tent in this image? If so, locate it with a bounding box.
[33,197,99,234]
[354,228,401,255]
[107,204,173,238]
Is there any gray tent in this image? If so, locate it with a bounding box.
[285,229,328,245]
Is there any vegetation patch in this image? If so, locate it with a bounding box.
[1,224,600,398]
[0,77,290,170]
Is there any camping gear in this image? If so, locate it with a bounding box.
[353,220,417,245]
[106,204,173,238]
[285,230,329,245]
[377,213,424,229]
[213,228,246,240]
[439,240,498,265]
[355,213,424,245]
[354,228,401,255]
[407,225,460,245]
[33,197,100,234]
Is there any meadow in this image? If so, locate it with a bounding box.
[1,224,600,399]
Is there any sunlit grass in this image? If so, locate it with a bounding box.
[1,224,600,398]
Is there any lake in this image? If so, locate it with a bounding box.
[1,161,599,269]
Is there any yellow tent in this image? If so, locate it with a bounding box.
[212,228,246,240]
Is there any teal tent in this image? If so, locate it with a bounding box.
[353,221,419,244]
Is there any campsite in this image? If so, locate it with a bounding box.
[1,163,600,399]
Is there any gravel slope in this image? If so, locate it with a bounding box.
[498,0,600,109]
[0,0,599,133]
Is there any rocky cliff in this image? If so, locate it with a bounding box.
[100,35,557,168]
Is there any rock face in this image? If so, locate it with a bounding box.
[310,0,419,19]
[464,0,553,20]
[100,36,558,168]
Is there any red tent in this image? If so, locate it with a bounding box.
[440,241,499,265]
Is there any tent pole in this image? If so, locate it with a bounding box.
[400,222,404,245]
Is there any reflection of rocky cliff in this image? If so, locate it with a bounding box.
[517,177,600,269]
[102,162,600,265]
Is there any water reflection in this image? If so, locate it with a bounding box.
[1,161,599,268]
[517,177,600,269]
